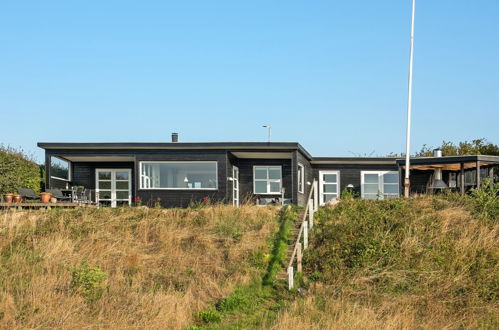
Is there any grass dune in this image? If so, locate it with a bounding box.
[0,205,278,329]
[1,192,497,329]
[272,195,498,329]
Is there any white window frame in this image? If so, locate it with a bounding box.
[297,163,305,194]
[253,165,282,195]
[50,156,71,181]
[96,168,132,208]
[319,170,340,205]
[361,171,400,200]
[232,166,239,207]
[139,161,218,190]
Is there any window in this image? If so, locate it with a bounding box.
[254,166,282,194]
[297,163,305,194]
[50,156,70,181]
[319,170,340,205]
[140,161,218,189]
[361,171,399,199]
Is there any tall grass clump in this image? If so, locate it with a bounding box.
[273,194,498,329]
[470,179,499,223]
[0,205,278,329]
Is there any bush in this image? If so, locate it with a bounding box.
[470,178,499,222]
[70,261,107,303]
[198,309,221,323]
[0,145,42,195]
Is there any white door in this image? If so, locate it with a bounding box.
[233,166,239,207]
[96,169,132,207]
[319,170,340,205]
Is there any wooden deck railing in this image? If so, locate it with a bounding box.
[287,179,318,290]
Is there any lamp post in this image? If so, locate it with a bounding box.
[404,0,416,198]
[262,125,272,142]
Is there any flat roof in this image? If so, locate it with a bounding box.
[37,142,314,159]
[37,142,499,165]
[396,155,499,165]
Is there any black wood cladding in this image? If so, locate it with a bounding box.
[44,148,416,207]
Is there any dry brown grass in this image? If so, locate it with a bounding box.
[0,205,278,329]
[272,196,499,330]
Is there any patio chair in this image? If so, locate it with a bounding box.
[46,189,72,202]
[74,187,87,203]
[17,188,40,202]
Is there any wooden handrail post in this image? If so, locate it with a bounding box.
[308,199,314,229]
[297,242,302,273]
[303,221,308,249]
[287,266,294,290]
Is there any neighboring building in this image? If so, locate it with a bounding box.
[38,137,498,208]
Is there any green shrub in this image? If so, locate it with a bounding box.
[70,261,107,303]
[304,196,498,325]
[198,309,221,323]
[0,145,42,195]
[216,290,248,312]
[340,187,357,200]
[470,178,499,222]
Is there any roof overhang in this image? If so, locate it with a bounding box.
[231,152,293,159]
[397,155,499,170]
[311,157,397,165]
[38,142,300,150]
[38,142,314,160]
[62,155,135,162]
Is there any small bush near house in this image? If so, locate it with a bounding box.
[0,145,42,195]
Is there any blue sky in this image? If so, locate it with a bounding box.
[0,1,498,162]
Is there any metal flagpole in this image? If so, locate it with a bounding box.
[404,0,416,197]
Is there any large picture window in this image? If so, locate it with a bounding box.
[50,156,70,181]
[361,171,399,200]
[140,161,218,190]
[254,166,282,194]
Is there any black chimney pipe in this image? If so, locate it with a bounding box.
[171,133,178,143]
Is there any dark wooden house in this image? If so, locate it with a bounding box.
[38,139,498,208]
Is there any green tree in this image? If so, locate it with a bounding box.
[415,138,499,157]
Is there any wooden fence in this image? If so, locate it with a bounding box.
[287,179,318,290]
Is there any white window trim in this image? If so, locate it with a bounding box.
[232,166,239,207]
[361,171,400,200]
[319,170,340,206]
[297,163,305,194]
[96,168,132,207]
[253,165,282,195]
[139,161,218,190]
[50,156,71,181]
